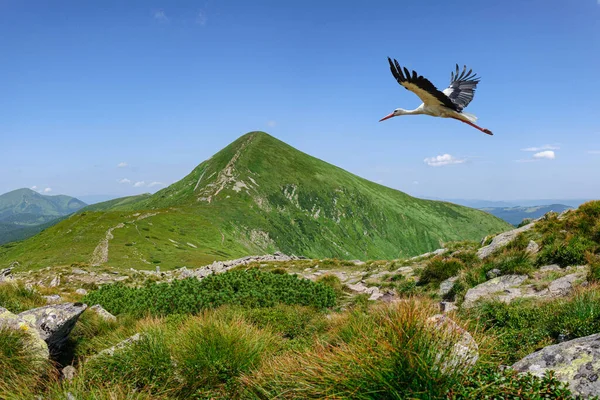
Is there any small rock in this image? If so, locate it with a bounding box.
[71,268,88,275]
[439,276,458,298]
[95,333,142,358]
[486,268,502,279]
[61,365,77,382]
[439,301,458,313]
[539,264,562,272]
[0,267,13,282]
[75,288,88,295]
[49,275,61,288]
[155,266,160,273]
[90,304,117,322]
[525,240,540,255]
[43,295,62,304]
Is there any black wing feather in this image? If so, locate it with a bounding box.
[443,64,481,111]
[387,57,458,111]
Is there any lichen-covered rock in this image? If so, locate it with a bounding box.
[0,306,49,360]
[462,275,528,308]
[427,314,478,371]
[18,302,87,355]
[477,223,534,259]
[0,267,13,282]
[75,288,88,295]
[512,333,600,398]
[61,365,77,382]
[90,304,116,322]
[439,301,458,313]
[526,240,540,255]
[43,294,62,304]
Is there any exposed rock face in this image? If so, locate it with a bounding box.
[18,302,87,355]
[486,268,502,279]
[346,281,384,300]
[512,333,600,398]
[477,223,535,259]
[427,314,478,371]
[0,306,49,359]
[411,248,447,260]
[90,304,117,322]
[462,275,528,308]
[439,301,458,313]
[0,267,13,282]
[439,276,458,298]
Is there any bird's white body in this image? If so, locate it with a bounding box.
[381,59,492,135]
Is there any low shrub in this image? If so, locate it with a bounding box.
[83,270,336,317]
[316,274,344,298]
[419,257,465,285]
[537,235,596,267]
[489,249,535,275]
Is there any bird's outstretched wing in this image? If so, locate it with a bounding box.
[387,58,458,111]
[442,64,480,111]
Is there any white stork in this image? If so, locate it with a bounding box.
[380,58,493,135]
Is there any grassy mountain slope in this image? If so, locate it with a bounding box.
[0,189,87,245]
[480,204,572,226]
[0,132,510,270]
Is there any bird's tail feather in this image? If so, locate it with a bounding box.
[461,112,478,123]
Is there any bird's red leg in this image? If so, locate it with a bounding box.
[452,117,493,135]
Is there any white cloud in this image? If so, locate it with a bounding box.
[423,154,466,167]
[43,187,52,193]
[266,120,276,128]
[133,181,146,187]
[533,150,556,160]
[154,10,169,23]
[118,178,132,184]
[31,185,38,190]
[521,144,560,152]
[117,162,128,168]
[588,150,600,154]
[148,181,164,187]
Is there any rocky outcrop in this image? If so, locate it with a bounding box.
[175,252,300,280]
[411,248,447,260]
[0,306,49,359]
[346,281,385,300]
[18,302,87,355]
[427,314,478,371]
[512,333,600,398]
[477,223,535,259]
[0,267,13,282]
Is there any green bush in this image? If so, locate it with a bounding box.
[83,270,336,317]
[419,257,465,285]
[316,274,344,298]
[588,254,600,283]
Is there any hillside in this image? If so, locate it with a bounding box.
[0,189,86,245]
[479,204,572,226]
[0,132,510,269]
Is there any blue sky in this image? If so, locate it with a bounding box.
[1,0,599,202]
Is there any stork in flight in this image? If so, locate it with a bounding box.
[380,58,493,135]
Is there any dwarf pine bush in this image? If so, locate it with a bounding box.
[83,270,336,317]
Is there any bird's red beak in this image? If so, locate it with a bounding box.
[379,113,395,122]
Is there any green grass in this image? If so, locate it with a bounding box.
[0,131,510,270]
[0,282,46,313]
[419,257,465,286]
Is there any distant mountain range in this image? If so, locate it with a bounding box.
[424,197,590,209]
[478,204,573,226]
[0,132,509,269]
[0,188,87,245]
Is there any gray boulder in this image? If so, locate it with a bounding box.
[427,314,478,371]
[526,240,540,255]
[0,306,49,360]
[477,223,534,259]
[0,267,13,282]
[512,333,600,398]
[486,268,502,279]
[90,304,117,322]
[462,275,528,308]
[18,302,87,355]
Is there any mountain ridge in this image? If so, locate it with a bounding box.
[0,131,510,269]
